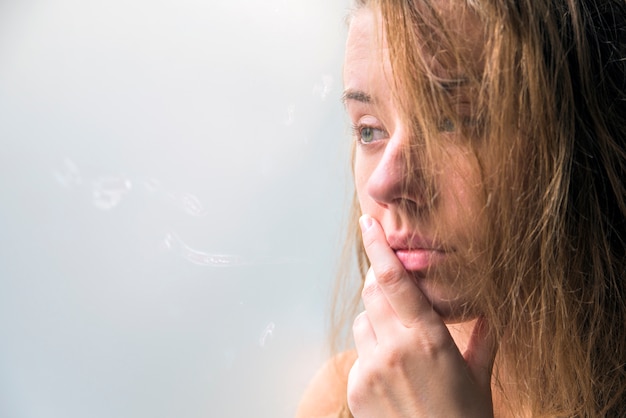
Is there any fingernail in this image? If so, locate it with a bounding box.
[359,215,373,232]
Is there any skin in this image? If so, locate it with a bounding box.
[343,7,497,417]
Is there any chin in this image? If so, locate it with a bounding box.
[435,302,480,324]
[412,272,480,324]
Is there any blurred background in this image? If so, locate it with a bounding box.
[0,0,351,416]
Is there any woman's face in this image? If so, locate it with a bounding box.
[344,7,487,321]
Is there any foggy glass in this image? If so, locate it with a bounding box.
[0,1,351,417]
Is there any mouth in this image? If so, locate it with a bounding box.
[393,248,448,272]
[387,233,451,273]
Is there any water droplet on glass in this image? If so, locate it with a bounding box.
[313,75,334,100]
[54,158,82,188]
[284,104,295,126]
[162,232,244,267]
[182,249,242,267]
[143,178,161,193]
[180,193,206,216]
[259,322,276,348]
[92,176,132,210]
[160,232,175,251]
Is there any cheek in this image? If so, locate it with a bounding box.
[353,151,371,208]
[439,154,486,236]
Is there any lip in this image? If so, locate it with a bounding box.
[387,233,451,272]
[394,248,448,272]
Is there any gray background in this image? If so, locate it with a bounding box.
[0,0,352,416]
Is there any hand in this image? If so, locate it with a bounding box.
[347,215,496,418]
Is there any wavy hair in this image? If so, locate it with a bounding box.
[332,0,626,416]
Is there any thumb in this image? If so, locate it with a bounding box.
[463,316,497,391]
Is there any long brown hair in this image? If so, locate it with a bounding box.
[332,0,626,416]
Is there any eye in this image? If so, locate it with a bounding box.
[439,117,456,132]
[352,123,387,145]
[438,116,478,133]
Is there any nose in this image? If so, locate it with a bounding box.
[366,131,427,208]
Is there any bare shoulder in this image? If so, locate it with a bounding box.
[295,350,357,418]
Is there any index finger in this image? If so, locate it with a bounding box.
[359,214,441,327]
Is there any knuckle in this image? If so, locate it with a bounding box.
[352,312,368,332]
[357,359,386,387]
[378,328,451,364]
[347,363,379,413]
[376,264,401,286]
[379,345,409,370]
[347,384,366,413]
[415,328,452,357]
[361,280,381,300]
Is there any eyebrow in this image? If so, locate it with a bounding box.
[341,89,373,105]
[341,77,468,106]
[438,77,469,92]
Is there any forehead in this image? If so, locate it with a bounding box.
[344,8,377,67]
[344,3,484,84]
[345,7,380,56]
[343,8,391,101]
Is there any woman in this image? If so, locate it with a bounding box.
[298,0,626,416]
